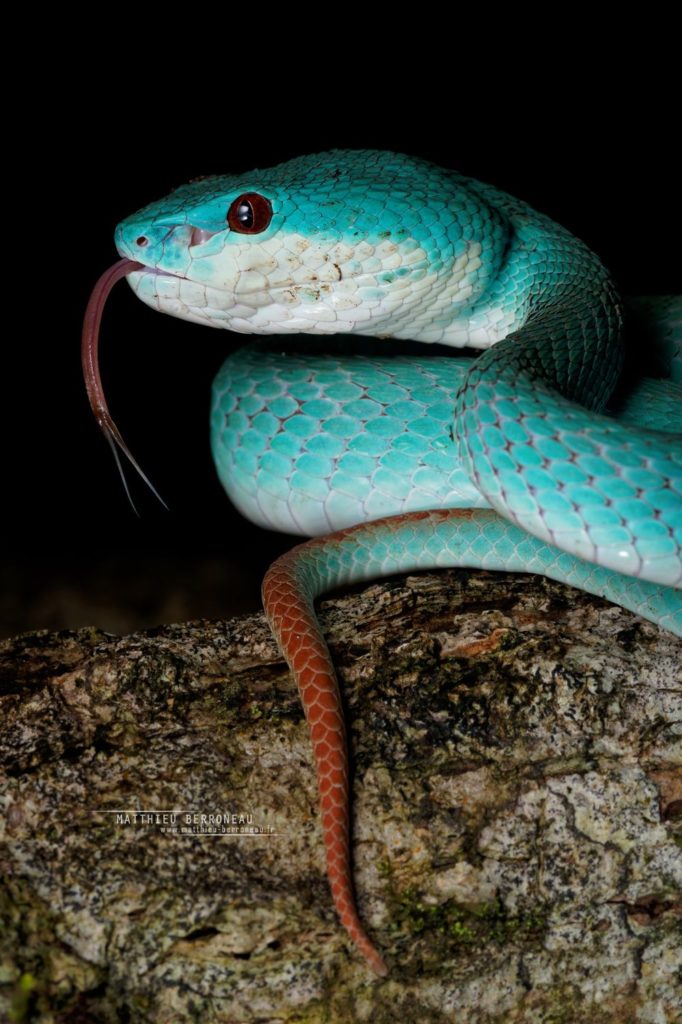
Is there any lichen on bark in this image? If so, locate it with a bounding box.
[0,570,680,1022]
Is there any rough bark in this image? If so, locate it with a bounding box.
[0,570,680,1023]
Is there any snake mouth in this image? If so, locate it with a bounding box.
[127,264,191,283]
[127,266,306,297]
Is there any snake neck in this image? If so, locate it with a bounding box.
[451,177,625,411]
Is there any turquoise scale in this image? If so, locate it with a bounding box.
[292,510,681,638]
[210,351,485,536]
[114,151,682,638]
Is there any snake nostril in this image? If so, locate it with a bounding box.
[135,236,149,248]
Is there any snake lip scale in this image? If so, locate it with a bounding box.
[133,265,182,280]
[83,150,681,977]
[130,263,393,302]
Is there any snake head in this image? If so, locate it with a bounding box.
[115,150,508,343]
[86,151,512,509]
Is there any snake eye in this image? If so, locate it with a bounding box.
[227,192,272,234]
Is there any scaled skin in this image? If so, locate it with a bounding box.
[110,151,682,974]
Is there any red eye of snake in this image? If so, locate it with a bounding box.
[227,193,273,234]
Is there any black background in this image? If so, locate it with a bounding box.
[5,59,678,637]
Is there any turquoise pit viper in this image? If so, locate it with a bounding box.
[82,150,682,976]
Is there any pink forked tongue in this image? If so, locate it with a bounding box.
[82,258,168,513]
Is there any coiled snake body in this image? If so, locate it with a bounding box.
[83,151,681,975]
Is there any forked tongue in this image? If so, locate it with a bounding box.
[82,258,168,513]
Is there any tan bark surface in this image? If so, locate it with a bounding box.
[1,570,680,1022]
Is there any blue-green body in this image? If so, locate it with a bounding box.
[115,151,682,636]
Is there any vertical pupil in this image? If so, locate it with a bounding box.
[238,201,253,226]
